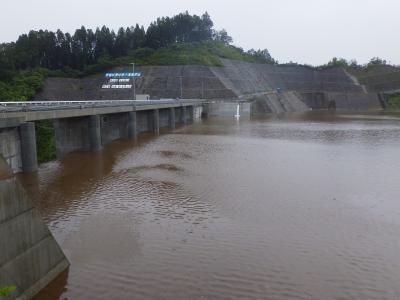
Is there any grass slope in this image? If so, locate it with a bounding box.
[50,41,271,78]
[386,93,400,111]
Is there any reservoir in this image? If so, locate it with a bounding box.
[19,112,400,299]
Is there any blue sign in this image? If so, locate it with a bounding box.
[105,72,142,78]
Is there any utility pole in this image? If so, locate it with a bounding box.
[180,76,183,99]
[202,79,204,99]
[133,63,137,100]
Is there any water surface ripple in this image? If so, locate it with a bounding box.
[19,112,400,300]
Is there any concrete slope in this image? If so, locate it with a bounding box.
[211,59,364,95]
[211,59,381,112]
[35,65,237,101]
[299,91,381,111]
[0,155,69,300]
[34,59,382,111]
[251,91,310,114]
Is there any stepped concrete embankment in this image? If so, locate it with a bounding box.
[34,59,383,112]
[211,59,381,113]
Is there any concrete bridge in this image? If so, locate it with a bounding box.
[0,99,205,173]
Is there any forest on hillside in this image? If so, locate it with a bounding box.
[0,12,276,101]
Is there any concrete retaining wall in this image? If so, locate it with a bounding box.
[0,155,69,299]
[250,91,310,115]
[35,65,236,101]
[210,59,364,95]
[34,59,383,112]
[299,92,381,110]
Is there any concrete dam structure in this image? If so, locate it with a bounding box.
[0,155,69,300]
[34,59,383,113]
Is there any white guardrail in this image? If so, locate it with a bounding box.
[0,99,202,113]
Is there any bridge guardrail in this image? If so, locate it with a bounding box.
[0,99,204,113]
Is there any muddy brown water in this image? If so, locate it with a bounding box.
[18,112,400,300]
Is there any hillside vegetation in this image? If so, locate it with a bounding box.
[50,41,274,78]
[0,70,46,101]
[386,93,400,111]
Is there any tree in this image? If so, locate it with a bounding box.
[325,57,349,68]
[368,57,387,66]
[213,29,232,45]
[247,48,275,64]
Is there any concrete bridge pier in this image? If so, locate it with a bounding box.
[201,103,209,118]
[188,106,194,122]
[19,122,38,172]
[153,109,160,133]
[182,106,187,125]
[168,108,176,129]
[89,115,102,151]
[127,111,137,140]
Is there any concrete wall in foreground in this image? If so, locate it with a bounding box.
[0,155,69,300]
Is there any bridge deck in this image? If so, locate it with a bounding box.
[0,99,204,124]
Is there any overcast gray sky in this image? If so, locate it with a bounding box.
[1,0,399,65]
